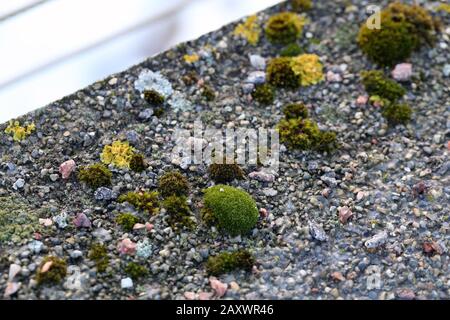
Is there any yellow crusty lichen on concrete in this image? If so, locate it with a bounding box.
[290,54,324,86]
[101,141,135,169]
[436,3,450,13]
[183,54,200,64]
[4,121,36,142]
[233,14,261,45]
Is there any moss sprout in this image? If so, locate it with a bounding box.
[361,70,406,101]
[283,102,309,119]
[116,213,141,231]
[280,43,303,57]
[4,121,35,142]
[143,89,165,106]
[201,85,216,101]
[265,12,306,45]
[290,54,324,86]
[206,250,255,276]
[78,163,112,189]
[124,262,148,280]
[101,141,135,169]
[252,84,275,105]
[357,3,436,66]
[36,256,67,285]
[163,195,195,230]
[208,163,245,184]
[291,0,312,12]
[118,191,160,215]
[158,171,190,198]
[233,15,261,45]
[266,57,301,89]
[382,103,412,125]
[88,244,110,273]
[129,153,147,173]
[203,185,259,236]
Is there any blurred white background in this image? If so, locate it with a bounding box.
[0,0,281,123]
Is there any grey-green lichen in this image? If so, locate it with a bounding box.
[0,196,42,244]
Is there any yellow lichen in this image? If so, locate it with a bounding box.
[183,54,200,64]
[233,15,261,45]
[290,54,324,86]
[4,121,35,142]
[436,3,450,13]
[100,141,135,169]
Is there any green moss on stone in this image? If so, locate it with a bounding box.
[266,57,301,89]
[291,0,312,12]
[143,89,165,106]
[206,250,255,276]
[88,244,110,273]
[162,195,195,230]
[124,262,148,280]
[361,70,406,101]
[116,213,140,231]
[118,191,160,215]
[283,102,309,119]
[382,103,412,125]
[252,84,275,105]
[129,153,147,173]
[208,163,244,184]
[280,43,303,57]
[158,171,190,198]
[203,185,259,236]
[36,256,67,285]
[78,163,112,189]
[201,85,216,101]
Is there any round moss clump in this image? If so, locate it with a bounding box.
[206,249,255,276]
[357,3,436,66]
[36,256,67,285]
[382,103,412,125]
[78,163,112,189]
[266,57,301,89]
[203,185,259,236]
[361,70,406,101]
[252,84,275,105]
[283,102,309,119]
[208,163,245,184]
[265,12,305,45]
[144,89,165,106]
[158,171,190,198]
[129,153,147,173]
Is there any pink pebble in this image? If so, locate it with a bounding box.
[259,208,268,218]
[59,159,76,179]
[4,282,21,298]
[210,278,228,298]
[184,292,196,300]
[356,95,368,106]
[145,222,154,232]
[73,212,91,228]
[392,63,412,82]
[133,223,146,230]
[198,292,214,300]
[117,238,136,255]
[338,206,354,224]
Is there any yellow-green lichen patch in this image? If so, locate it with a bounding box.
[233,15,261,45]
[183,54,200,64]
[101,141,135,169]
[290,54,324,86]
[4,121,36,142]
